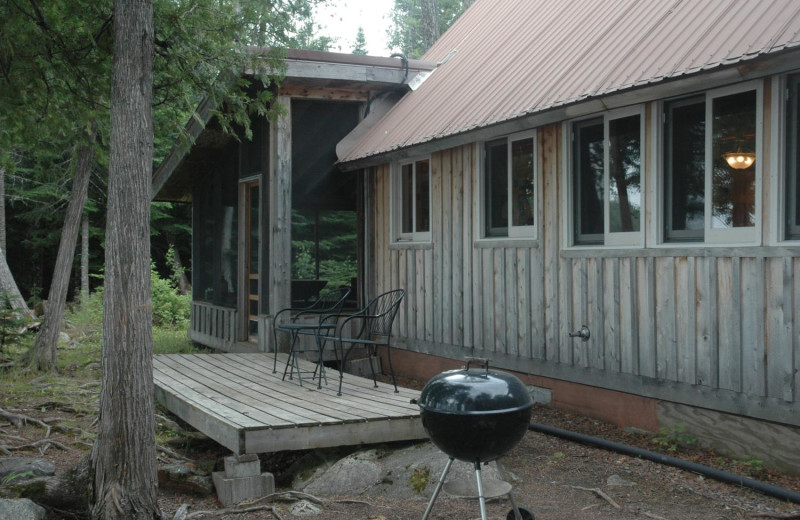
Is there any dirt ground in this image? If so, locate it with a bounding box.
[3,372,800,520]
[3,406,799,520]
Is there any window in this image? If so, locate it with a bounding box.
[786,74,800,240]
[483,132,536,238]
[571,108,643,246]
[664,84,760,244]
[395,158,431,241]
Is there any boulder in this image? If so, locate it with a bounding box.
[0,458,55,483]
[0,498,47,520]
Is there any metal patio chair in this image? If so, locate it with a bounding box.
[271,286,351,389]
[317,289,405,396]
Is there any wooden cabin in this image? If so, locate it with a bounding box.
[154,0,800,472]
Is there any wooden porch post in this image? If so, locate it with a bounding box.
[266,95,292,353]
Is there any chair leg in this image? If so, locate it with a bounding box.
[385,344,398,393]
[281,332,300,383]
[272,326,279,374]
[368,345,378,388]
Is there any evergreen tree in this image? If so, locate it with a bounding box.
[353,26,368,54]
[387,0,471,58]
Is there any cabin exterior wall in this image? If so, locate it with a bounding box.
[369,76,800,431]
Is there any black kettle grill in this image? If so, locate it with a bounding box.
[412,358,535,520]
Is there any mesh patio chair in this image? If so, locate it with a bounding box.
[317,289,405,396]
[271,286,351,389]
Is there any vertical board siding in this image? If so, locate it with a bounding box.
[369,137,799,421]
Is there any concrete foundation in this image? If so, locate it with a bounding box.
[212,454,275,507]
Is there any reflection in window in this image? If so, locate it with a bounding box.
[484,135,535,238]
[609,115,641,233]
[712,91,756,229]
[788,74,800,240]
[511,138,535,228]
[573,118,604,245]
[397,158,431,240]
[665,97,705,241]
[664,88,758,243]
[485,139,508,236]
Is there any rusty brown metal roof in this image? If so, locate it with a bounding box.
[340,0,800,164]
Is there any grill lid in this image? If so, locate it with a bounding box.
[415,358,533,415]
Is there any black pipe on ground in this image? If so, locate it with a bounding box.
[529,421,800,505]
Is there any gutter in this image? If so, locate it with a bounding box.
[529,422,800,505]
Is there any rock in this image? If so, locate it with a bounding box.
[57,332,71,345]
[303,450,384,496]
[290,499,322,516]
[291,442,504,500]
[606,474,636,487]
[158,463,213,496]
[0,498,47,520]
[0,458,56,483]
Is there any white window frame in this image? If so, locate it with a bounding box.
[480,130,538,240]
[659,80,763,246]
[566,105,646,248]
[392,156,432,243]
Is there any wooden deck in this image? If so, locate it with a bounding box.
[153,353,426,455]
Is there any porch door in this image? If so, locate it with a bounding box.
[244,180,260,341]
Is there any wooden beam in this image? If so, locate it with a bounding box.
[268,96,292,326]
[278,85,369,101]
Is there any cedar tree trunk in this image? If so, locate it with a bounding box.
[0,248,32,318]
[26,123,97,371]
[81,214,89,298]
[90,0,158,518]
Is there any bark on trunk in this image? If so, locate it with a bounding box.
[81,214,89,299]
[0,248,32,318]
[26,124,97,372]
[0,166,6,253]
[90,0,158,518]
[421,0,440,53]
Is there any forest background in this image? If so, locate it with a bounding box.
[0,0,472,319]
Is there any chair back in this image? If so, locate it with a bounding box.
[308,286,351,315]
[364,289,405,338]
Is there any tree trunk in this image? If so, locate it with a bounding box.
[421,0,440,53]
[0,248,32,318]
[166,232,191,295]
[81,213,89,299]
[90,0,158,518]
[26,124,97,372]
[0,165,6,253]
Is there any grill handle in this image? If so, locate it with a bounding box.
[464,357,490,373]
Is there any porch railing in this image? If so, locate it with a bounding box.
[189,301,238,351]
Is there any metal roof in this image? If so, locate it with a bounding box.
[340,0,800,164]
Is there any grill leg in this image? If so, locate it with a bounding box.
[422,457,453,520]
[495,459,523,520]
[475,461,488,520]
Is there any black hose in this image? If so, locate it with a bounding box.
[529,421,800,505]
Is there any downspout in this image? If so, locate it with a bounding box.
[529,422,800,505]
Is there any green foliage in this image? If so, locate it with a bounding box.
[291,210,357,289]
[651,424,698,452]
[387,0,471,58]
[733,455,765,478]
[151,264,191,328]
[2,471,36,485]
[352,27,368,55]
[409,466,430,493]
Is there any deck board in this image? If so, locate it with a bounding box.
[153,353,426,454]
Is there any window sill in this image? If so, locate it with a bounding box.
[389,241,433,250]
[474,238,539,249]
[560,244,800,259]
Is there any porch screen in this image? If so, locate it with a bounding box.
[193,162,238,307]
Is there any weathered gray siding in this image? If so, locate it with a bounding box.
[370,124,800,428]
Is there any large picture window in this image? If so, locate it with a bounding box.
[395,158,431,241]
[483,132,536,238]
[571,107,643,246]
[664,84,760,244]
